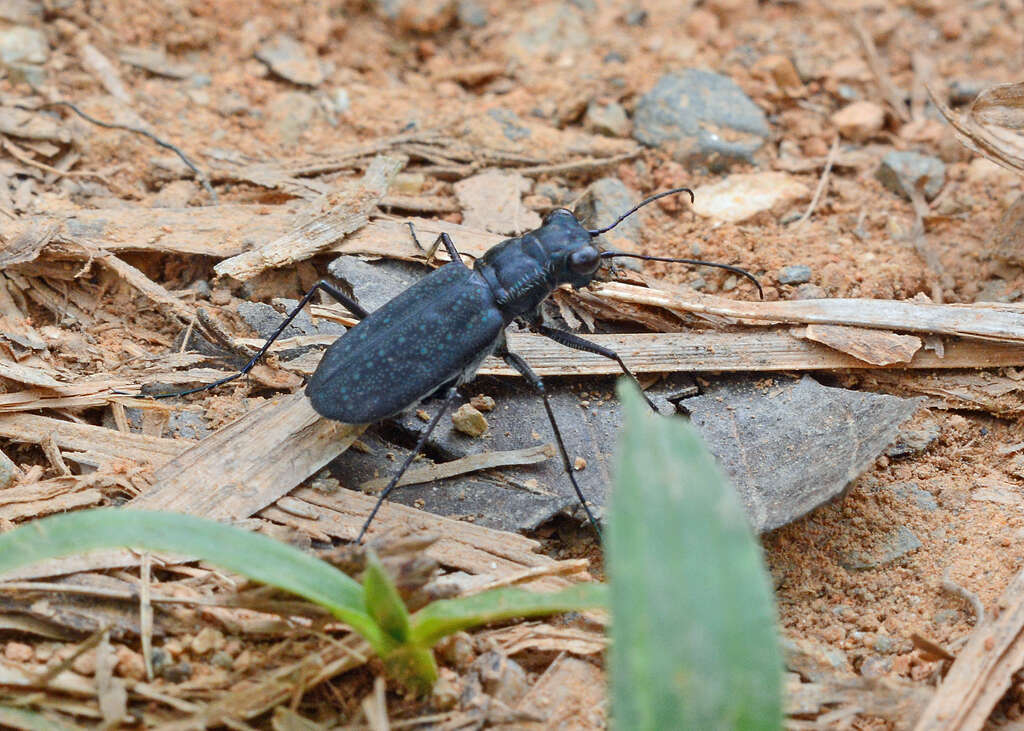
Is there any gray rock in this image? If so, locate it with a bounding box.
[255,34,324,87]
[682,375,921,533]
[265,91,320,145]
[487,108,532,142]
[633,70,771,169]
[873,634,896,654]
[932,609,960,625]
[330,374,697,532]
[860,655,893,678]
[876,151,946,201]
[237,299,346,341]
[584,101,630,137]
[0,25,47,65]
[887,482,938,512]
[886,419,941,458]
[327,256,426,313]
[506,2,590,62]
[841,525,922,570]
[778,264,812,285]
[574,177,641,258]
[535,181,571,206]
[0,449,17,490]
[0,25,47,86]
[792,283,827,300]
[949,79,986,106]
[456,0,488,27]
[0,1,41,24]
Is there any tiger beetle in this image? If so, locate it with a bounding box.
[157,187,762,542]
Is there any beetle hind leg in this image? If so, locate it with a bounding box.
[146,280,370,400]
[356,385,461,543]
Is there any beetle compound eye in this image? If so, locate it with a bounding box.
[568,247,600,275]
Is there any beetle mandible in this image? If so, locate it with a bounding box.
[160,187,762,541]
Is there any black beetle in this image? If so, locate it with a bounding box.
[160,187,761,541]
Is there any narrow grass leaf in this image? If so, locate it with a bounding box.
[409,583,607,646]
[609,382,782,730]
[363,551,411,644]
[0,509,382,646]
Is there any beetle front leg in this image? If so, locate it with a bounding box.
[531,324,661,413]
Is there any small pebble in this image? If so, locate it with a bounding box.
[831,101,885,142]
[190,627,225,656]
[470,394,495,412]
[211,650,234,669]
[161,661,193,683]
[452,404,488,437]
[115,646,146,681]
[876,150,946,201]
[778,265,812,285]
[4,641,32,662]
[416,409,431,422]
[573,456,587,471]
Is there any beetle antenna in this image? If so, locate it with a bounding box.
[600,251,764,299]
[585,187,695,236]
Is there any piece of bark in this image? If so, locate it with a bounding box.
[682,375,921,533]
[595,282,1024,344]
[796,324,922,365]
[332,215,502,261]
[132,394,363,519]
[0,413,186,465]
[213,155,406,282]
[914,567,1024,730]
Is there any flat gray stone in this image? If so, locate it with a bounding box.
[633,70,770,169]
[840,525,922,570]
[886,482,938,512]
[876,151,946,201]
[331,374,695,532]
[574,178,643,270]
[255,34,323,87]
[326,255,426,313]
[681,375,921,533]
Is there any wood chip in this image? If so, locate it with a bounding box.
[914,567,1024,730]
[797,324,922,365]
[213,155,406,282]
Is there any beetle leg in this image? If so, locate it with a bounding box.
[148,280,369,399]
[357,385,461,543]
[532,324,660,413]
[408,222,465,268]
[499,348,602,538]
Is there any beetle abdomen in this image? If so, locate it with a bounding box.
[307,263,504,423]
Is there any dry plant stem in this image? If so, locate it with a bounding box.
[941,571,986,626]
[358,443,555,492]
[796,136,839,227]
[31,101,217,201]
[851,17,910,122]
[914,566,1024,730]
[139,553,154,681]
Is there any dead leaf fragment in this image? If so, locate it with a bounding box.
[797,324,922,366]
[931,82,1024,174]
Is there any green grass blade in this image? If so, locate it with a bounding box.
[409,583,607,646]
[363,551,411,644]
[0,509,382,647]
[609,382,782,731]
